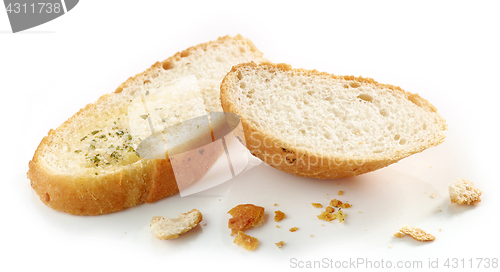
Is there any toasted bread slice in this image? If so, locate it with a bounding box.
[28,35,264,215]
[220,62,447,179]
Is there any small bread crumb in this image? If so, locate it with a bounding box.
[449,179,482,205]
[150,209,202,240]
[389,245,393,248]
[318,211,336,222]
[276,225,280,228]
[329,199,343,207]
[275,241,284,249]
[234,231,259,250]
[334,209,346,223]
[274,210,285,222]
[274,203,278,206]
[394,232,405,238]
[325,206,335,213]
[289,227,298,232]
[340,203,352,208]
[228,204,265,235]
[399,225,435,241]
[430,193,435,198]
[338,190,344,196]
[311,203,323,208]
[310,234,313,237]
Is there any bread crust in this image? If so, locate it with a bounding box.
[220,62,447,179]
[28,35,258,215]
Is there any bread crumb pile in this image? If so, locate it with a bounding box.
[316,198,352,223]
[228,204,265,250]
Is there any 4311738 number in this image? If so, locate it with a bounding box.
[5,2,62,14]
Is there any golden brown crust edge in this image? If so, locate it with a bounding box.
[28,35,249,215]
[220,62,447,179]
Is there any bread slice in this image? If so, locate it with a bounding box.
[150,209,203,240]
[28,35,264,215]
[220,62,447,179]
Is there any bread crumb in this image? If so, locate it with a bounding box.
[399,225,435,241]
[275,241,284,249]
[318,206,336,222]
[289,227,298,232]
[234,231,259,250]
[389,245,393,248]
[311,203,323,208]
[274,203,278,206]
[228,204,265,235]
[393,232,404,238]
[274,210,285,222]
[430,193,435,198]
[276,225,280,228]
[439,228,442,231]
[340,203,352,208]
[203,223,207,226]
[338,190,344,196]
[449,179,482,205]
[310,234,313,237]
[318,211,336,222]
[329,199,343,207]
[334,209,346,223]
[150,209,202,240]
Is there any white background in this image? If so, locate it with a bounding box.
[1,1,499,271]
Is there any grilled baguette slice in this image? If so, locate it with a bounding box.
[28,35,264,215]
[220,62,447,179]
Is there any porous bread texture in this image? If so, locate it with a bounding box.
[28,35,264,215]
[449,179,482,205]
[399,225,435,241]
[150,209,203,240]
[221,62,447,179]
